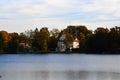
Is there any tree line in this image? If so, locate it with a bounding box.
[0,25,120,54]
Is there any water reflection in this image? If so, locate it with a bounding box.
[0,54,120,80]
[1,71,120,80]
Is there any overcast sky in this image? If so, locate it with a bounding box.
[0,0,120,33]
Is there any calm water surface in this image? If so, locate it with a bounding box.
[0,54,120,80]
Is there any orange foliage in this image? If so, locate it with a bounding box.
[0,31,10,43]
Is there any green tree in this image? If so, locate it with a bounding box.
[95,27,109,52]
[48,29,60,51]
[7,33,19,53]
[108,26,120,51]
[32,27,50,52]
[85,27,109,53]
[32,29,41,51]
[19,33,28,43]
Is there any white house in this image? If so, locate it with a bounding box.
[57,34,79,51]
[57,34,66,51]
[73,38,79,48]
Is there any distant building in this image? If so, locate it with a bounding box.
[19,43,31,48]
[73,38,79,49]
[57,34,66,51]
[57,34,79,51]
[19,42,31,52]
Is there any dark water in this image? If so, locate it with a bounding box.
[0,54,120,80]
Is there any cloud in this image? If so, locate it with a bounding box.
[17,0,75,17]
[96,15,110,21]
[81,0,120,13]
[1,0,120,19]
[0,18,71,33]
[0,0,120,33]
[114,10,120,17]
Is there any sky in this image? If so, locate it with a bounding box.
[0,0,120,33]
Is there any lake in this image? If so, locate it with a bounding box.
[0,54,120,80]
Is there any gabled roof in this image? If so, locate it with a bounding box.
[73,37,79,42]
[59,34,66,40]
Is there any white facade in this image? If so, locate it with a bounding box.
[57,41,66,51]
[57,34,66,51]
[73,38,79,48]
[57,34,79,51]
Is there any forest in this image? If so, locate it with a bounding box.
[0,25,120,54]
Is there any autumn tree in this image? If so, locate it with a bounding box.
[67,25,77,35]
[0,33,5,52]
[61,29,74,50]
[0,31,10,51]
[0,31,10,43]
[66,25,92,52]
[77,32,85,51]
[39,27,50,52]
[64,33,74,49]
[76,25,92,36]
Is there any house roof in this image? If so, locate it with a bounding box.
[59,34,66,41]
[73,38,79,42]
